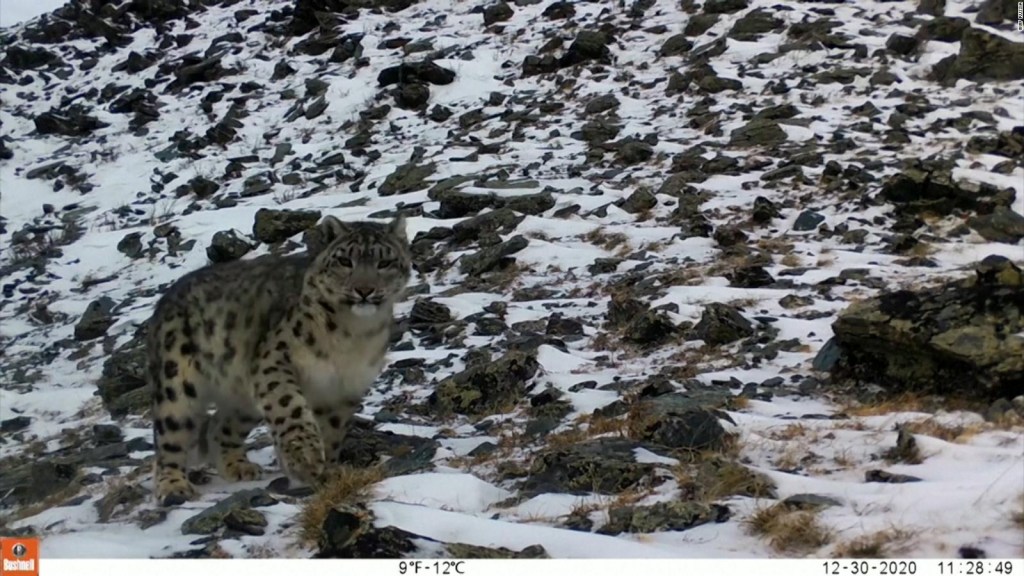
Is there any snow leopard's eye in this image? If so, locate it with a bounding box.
[336,256,353,267]
[377,259,395,269]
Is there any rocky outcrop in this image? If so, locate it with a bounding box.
[825,255,1023,400]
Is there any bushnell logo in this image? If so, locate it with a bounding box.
[0,537,39,575]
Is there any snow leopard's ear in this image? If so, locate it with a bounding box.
[318,215,352,243]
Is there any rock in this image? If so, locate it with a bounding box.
[34,105,109,137]
[429,350,539,416]
[451,208,524,243]
[584,94,620,115]
[886,33,920,56]
[459,235,529,276]
[917,16,969,42]
[0,461,79,508]
[560,30,611,68]
[521,438,660,495]
[176,176,220,198]
[95,483,147,523]
[729,119,787,148]
[691,303,753,346]
[829,257,1024,401]
[793,211,826,231]
[659,34,693,56]
[1,416,32,433]
[729,265,774,288]
[615,141,655,165]
[976,0,1016,24]
[931,28,1024,84]
[2,45,59,70]
[864,470,922,484]
[917,0,945,16]
[316,504,419,558]
[599,501,729,535]
[622,311,678,348]
[542,1,575,19]
[880,164,1014,216]
[967,207,1024,244]
[395,83,430,109]
[621,188,657,213]
[782,493,843,510]
[522,54,560,77]
[207,230,254,263]
[96,333,149,417]
[704,0,749,14]
[117,232,144,259]
[728,8,784,41]
[482,2,514,26]
[752,196,780,224]
[377,61,456,86]
[74,296,117,341]
[445,543,549,559]
[252,208,321,244]
[629,398,732,452]
[180,489,278,535]
[335,418,439,476]
[379,162,436,196]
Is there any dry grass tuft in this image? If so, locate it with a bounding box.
[296,465,385,547]
[745,502,834,554]
[832,526,917,558]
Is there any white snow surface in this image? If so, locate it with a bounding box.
[0,0,1022,562]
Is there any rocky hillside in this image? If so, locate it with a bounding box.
[1,0,1022,560]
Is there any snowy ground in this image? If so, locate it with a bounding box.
[1,0,1022,560]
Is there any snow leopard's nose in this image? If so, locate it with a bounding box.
[354,287,375,301]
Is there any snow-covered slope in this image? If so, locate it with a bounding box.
[1,0,1022,560]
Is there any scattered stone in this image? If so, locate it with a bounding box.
[728,9,784,41]
[445,543,550,559]
[207,230,253,263]
[74,296,117,341]
[316,504,419,558]
[459,235,529,276]
[379,162,436,196]
[659,34,693,57]
[180,489,277,535]
[377,61,456,86]
[336,418,439,476]
[967,207,1024,244]
[1,416,32,433]
[691,303,754,346]
[117,232,144,259]
[630,397,732,452]
[931,28,1024,84]
[880,163,1014,216]
[793,211,826,232]
[521,438,659,495]
[829,256,1023,401]
[782,494,843,510]
[35,105,110,137]
[0,461,79,508]
[865,470,922,484]
[599,501,730,535]
[429,350,539,416]
[482,2,514,26]
[252,208,321,244]
[621,188,657,213]
[729,119,787,148]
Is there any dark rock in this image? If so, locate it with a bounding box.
[445,543,550,559]
[1,416,32,433]
[615,141,655,165]
[729,265,774,288]
[793,211,826,231]
[584,94,620,115]
[379,162,436,196]
[729,119,787,148]
[976,0,1016,24]
[482,2,514,26]
[752,196,780,224]
[180,489,278,535]
[92,424,124,444]
[886,33,920,56]
[74,296,117,341]
[117,232,144,259]
[728,8,784,41]
[522,54,560,76]
[316,504,419,558]
[704,0,749,14]
[560,30,612,68]
[630,398,732,452]
[35,106,110,137]
[621,188,657,213]
[829,258,1023,401]
[659,34,693,56]
[395,83,430,109]
[917,16,969,42]
[377,61,456,86]
[782,493,843,510]
[864,470,922,484]
[252,208,321,244]
[207,230,254,263]
[917,0,945,16]
[96,333,149,417]
[599,502,729,535]
[521,438,659,495]
[880,164,1014,216]
[0,461,79,508]
[931,28,1024,84]
[691,303,753,346]
[967,207,1024,244]
[429,350,539,416]
[622,311,678,348]
[459,235,529,276]
[542,1,575,19]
